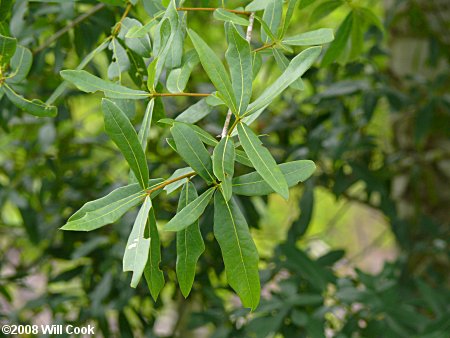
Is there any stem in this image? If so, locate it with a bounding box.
[177,7,251,16]
[146,172,196,195]
[151,92,211,98]
[253,42,276,53]
[112,2,133,35]
[220,12,255,139]
[227,118,240,136]
[33,3,106,54]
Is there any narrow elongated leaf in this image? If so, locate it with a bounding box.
[144,207,165,300]
[272,48,304,90]
[214,193,260,310]
[164,167,195,195]
[175,99,212,123]
[123,196,152,288]
[126,15,160,38]
[309,0,343,24]
[261,0,282,43]
[321,12,353,67]
[244,46,322,116]
[176,182,205,297]
[171,122,215,184]
[118,17,152,57]
[188,29,237,114]
[213,136,235,201]
[233,160,316,196]
[107,38,130,80]
[60,70,148,99]
[280,0,299,38]
[283,28,334,46]
[226,24,252,116]
[237,122,289,199]
[246,0,271,11]
[214,8,249,26]
[166,50,199,93]
[62,185,144,231]
[3,84,57,117]
[0,33,16,66]
[235,149,253,167]
[164,187,215,232]
[153,18,172,86]
[5,45,32,84]
[102,99,149,189]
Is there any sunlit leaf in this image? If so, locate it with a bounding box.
[213,136,235,201]
[3,84,57,117]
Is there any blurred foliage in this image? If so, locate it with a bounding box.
[0,0,449,337]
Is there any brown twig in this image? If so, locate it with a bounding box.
[253,41,276,53]
[146,172,196,195]
[33,3,106,54]
[177,7,251,16]
[112,2,133,35]
[221,12,255,139]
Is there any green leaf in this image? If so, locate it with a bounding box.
[118,18,152,57]
[138,99,154,152]
[170,122,215,184]
[102,99,149,189]
[283,28,334,46]
[125,15,160,38]
[61,180,163,231]
[226,24,253,116]
[214,8,250,26]
[60,70,148,99]
[164,187,215,232]
[272,48,304,90]
[321,12,353,67]
[176,182,205,297]
[233,160,316,196]
[3,84,57,117]
[107,38,130,81]
[254,15,277,43]
[280,0,299,38]
[245,46,321,116]
[214,193,260,310]
[144,207,165,300]
[246,0,272,11]
[235,149,253,167]
[123,196,152,288]
[0,0,13,22]
[5,45,32,84]
[146,58,158,92]
[309,0,343,24]
[188,29,237,114]
[261,0,283,43]
[350,10,364,60]
[213,136,235,201]
[237,122,289,199]
[175,99,212,124]
[166,49,199,93]
[0,33,16,66]
[163,167,195,195]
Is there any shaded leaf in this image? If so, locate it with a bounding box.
[119,17,152,57]
[60,70,148,99]
[3,84,57,117]
[171,122,215,184]
[188,29,237,114]
[175,99,212,124]
[226,24,253,116]
[0,33,16,66]
[309,0,343,24]
[245,46,321,116]
[5,45,32,84]
[102,98,149,189]
[213,136,235,201]
[166,49,199,93]
[176,182,205,297]
[237,122,289,199]
[164,187,215,232]
[321,12,353,67]
[272,48,304,90]
[164,167,195,195]
[261,0,282,43]
[214,193,260,310]
[280,0,299,38]
[233,160,316,196]
[107,38,130,80]
[144,207,165,300]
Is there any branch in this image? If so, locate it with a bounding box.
[112,2,133,35]
[146,172,196,195]
[253,42,276,53]
[177,7,251,16]
[220,12,255,139]
[33,3,106,54]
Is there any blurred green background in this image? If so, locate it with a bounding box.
[0,0,449,337]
